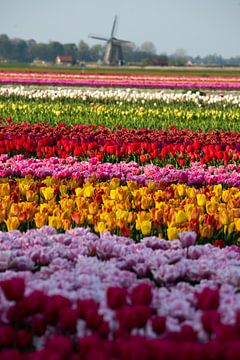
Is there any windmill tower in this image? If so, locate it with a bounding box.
[89,16,133,65]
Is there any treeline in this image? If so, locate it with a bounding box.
[0,33,240,66]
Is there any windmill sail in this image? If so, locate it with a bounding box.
[111,15,118,38]
[89,16,133,65]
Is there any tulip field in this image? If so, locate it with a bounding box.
[1,68,240,359]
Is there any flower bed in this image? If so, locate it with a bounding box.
[0,155,240,243]
[1,226,240,359]
[1,85,240,105]
[1,70,240,89]
[1,86,240,131]
[0,121,240,165]
[1,155,240,186]
[0,79,240,358]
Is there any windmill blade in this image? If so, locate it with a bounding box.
[113,38,134,47]
[111,15,118,38]
[88,34,109,42]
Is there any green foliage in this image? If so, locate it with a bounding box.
[1,94,240,131]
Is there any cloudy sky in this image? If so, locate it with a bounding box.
[1,0,240,57]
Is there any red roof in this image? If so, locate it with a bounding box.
[56,55,73,62]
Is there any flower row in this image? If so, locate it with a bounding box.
[1,226,240,358]
[0,121,240,165]
[1,85,240,105]
[1,70,240,89]
[1,94,240,132]
[1,155,240,187]
[1,175,240,243]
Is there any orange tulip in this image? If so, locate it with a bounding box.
[34,213,47,228]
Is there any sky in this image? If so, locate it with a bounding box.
[1,0,240,58]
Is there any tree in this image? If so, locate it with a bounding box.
[34,43,49,62]
[90,44,104,62]
[11,38,29,62]
[226,56,240,66]
[27,39,37,62]
[63,43,78,59]
[202,54,224,66]
[78,40,91,61]
[169,49,188,66]
[0,34,12,60]
[139,41,157,55]
[47,41,64,62]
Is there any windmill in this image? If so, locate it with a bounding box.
[89,16,133,65]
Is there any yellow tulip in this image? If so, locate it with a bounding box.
[176,184,186,197]
[39,203,51,214]
[228,222,235,235]
[135,219,141,231]
[104,211,116,225]
[83,185,95,198]
[19,183,30,196]
[154,190,164,202]
[140,220,152,236]
[116,209,128,221]
[184,204,194,218]
[59,185,68,195]
[102,199,114,211]
[75,188,83,197]
[0,183,10,197]
[219,210,229,225]
[222,190,231,203]
[167,227,178,240]
[213,184,222,198]
[186,187,196,199]
[8,203,19,217]
[109,177,120,189]
[234,191,240,199]
[127,212,136,224]
[59,198,75,211]
[43,176,54,187]
[75,197,88,211]
[48,215,61,229]
[41,187,55,201]
[115,200,131,211]
[206,201,217,215]
[141,196,154,210]
[95,221,107,233]
[126,180,138,191]
[116,186,129,201]
[147,182,156,191]
[5,216,20,231]
[199,224,213,239]
[110,189,117,200]
[235,218,240,232]
[196,194,206,207]
[175,210,188,225]
[136,211,151,223]
[155,201,164,210]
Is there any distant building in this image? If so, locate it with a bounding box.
[55,55,74,66]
